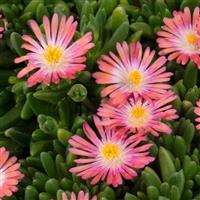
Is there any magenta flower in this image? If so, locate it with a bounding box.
[68,116,154,187]
[93,41,171,104]
[0,14,5,38]
[194,100,200,130]
[62,191,97,200]
[157,7,200,68]
[0,147,24,199]
[97,91,178,136]
[15,13,94,87]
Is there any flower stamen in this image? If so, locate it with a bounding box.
[130,105,149,127]
[43,45,63,64]
[102,143,119,159]
[129,70,142,86]
[187,33,197,44]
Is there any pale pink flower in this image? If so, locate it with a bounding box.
[194,100,200,130]
[93,41,171,104]
[62,191,97,200]
[157,7,200,68]
[0,147,24,199]
[69,116,154,187]
[15,13,94,87]
[97,91,178,136]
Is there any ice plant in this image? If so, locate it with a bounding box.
[93,41,171,104]
[97,91,178,136]
[0,147,24,199]
[15,13,94,87]
[194,100,200,131]
[0,14,5,38]
[61,191,97,200]
[157,7,200,68]
[68,116,154,187]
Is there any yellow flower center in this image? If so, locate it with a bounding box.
[187,33,197,44]
[130,105,149,127]
[129,70,142,86]
[102,143,119,159]
[44,45,62,64]
[131,106,146,118]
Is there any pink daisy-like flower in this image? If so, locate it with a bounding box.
[62,191,97,200]
[157,7,200,68]
[68,116,154,187]
[97,91,178,136]
[15,13,94,87]
[194,100,200,131]
[0,14,5,38]
[0,147,24,199]
[93,41,171,103]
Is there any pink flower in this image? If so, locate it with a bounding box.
[97,91,178,136]
[15,13,94,87]
[0,147,24,199]
[0,14,5,38]
[68,116,154,187]
[194,100,200,130]
[62,191,97,200]
[93,41,171,104]
[0,27,4,38]
[157,7,200,68]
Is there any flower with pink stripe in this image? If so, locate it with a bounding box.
[62,191,97,200]
[0,14,5,38]
[68,116,154,187]
[15,13,94,87]
[157,7,200,68]
[97,91,178,136]
[93,41,171,104]
[0,147,24,199]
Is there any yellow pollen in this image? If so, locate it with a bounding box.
[187,33,197,44]
[131,106,146,118]
[44,45,62,64]
[129,105,149,127]
[102,143,119,159]
[129,70,142,86]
